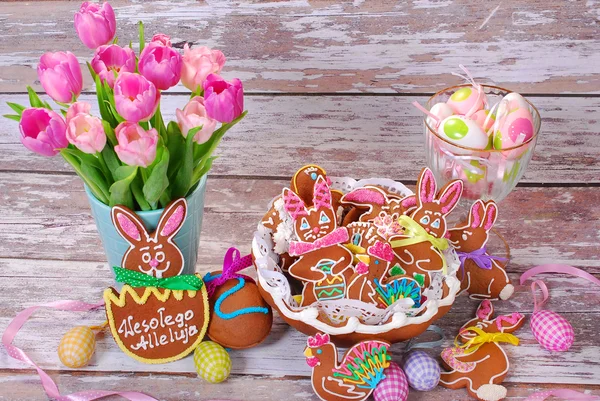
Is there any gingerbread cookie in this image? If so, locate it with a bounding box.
[448,200,514,300]
[389,168,463,288]
[105,199,210,364]
[341,185,416,233]
[205,270,273,349]
[304,333,391,401]
[440,300,524,401]
[285,177,354,306]
[112,199,187,278]
[291,164,343,210]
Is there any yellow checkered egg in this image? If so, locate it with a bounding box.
[58,326,96,368]
[194,341,231,383]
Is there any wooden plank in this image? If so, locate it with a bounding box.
[1,173,599,268]
[1,94,599,183]
[1,372,598,401]
[1,1,600,94]
[0,271,599,384]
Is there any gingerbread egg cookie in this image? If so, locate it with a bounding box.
[205,271,273,349]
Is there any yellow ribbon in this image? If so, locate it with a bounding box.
[456,326,520,353]
[389,215,449,273]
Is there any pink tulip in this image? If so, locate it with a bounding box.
[139,42,182,90]
[67,114,106,154]
[74,1,116,49]
[114,122,158,167]
[66,101,92,122]
[175,96,217,143]
[37,52,83,103]
[91,44,136,88]
[113,72,160,122]
[180,44,226,92]
[203,74,244,123]
[19,108,68,157]
[151,33,172,47]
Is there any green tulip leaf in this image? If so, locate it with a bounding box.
[27,86,52,110]
[139,21,145,55]
[143,146,170,205]
[101,120,118,148]
[3,114,21,122]
[166,121,185,182]
[60,149,109,204]
[86,62,97,81]
[131,174,151,211]
[171,126,196,198]
[109,166,138,209]
[81,162,110,201]
[7,102,26,116]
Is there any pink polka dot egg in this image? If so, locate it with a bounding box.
[446,86,486,115]
[493,108,535,149]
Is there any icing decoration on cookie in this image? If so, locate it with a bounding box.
[304,333,391,401]
[285,177,354,307]
[194,341,231,383]
[204,247,272,349]
[390,168,462,288]
[440,300,524,401]
[112,198,187,278]
[449,200,513,300]
[374,277,422,308]
[372,362,409,401]
[346,241,394,306]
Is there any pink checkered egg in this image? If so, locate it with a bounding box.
[401,350,440,391]
[531,309,574,352]
[373,362,409,401]
[447,86,486,115]
[438,115,489,152]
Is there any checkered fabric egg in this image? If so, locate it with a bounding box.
[401,350,440,391]
[372,362,409,401]
[58,326,96,368]
[531,310,574,352]
[194,341,231,383]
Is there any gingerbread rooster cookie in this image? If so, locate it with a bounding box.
[440,300,524,401]
[448,200,514,300]
[104,199,209,364]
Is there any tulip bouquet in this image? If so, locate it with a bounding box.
[4,1,246,210]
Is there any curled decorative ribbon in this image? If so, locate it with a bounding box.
[456,247,508,270]
[288,227,349,256]
[520,264,600,287]
[405,325,445,351]
[113,266,204,291]
[524,389,600,401]
[2,300,158,401]
[456,326,519,353]
[390,215,449,272]
[204,247,254,297]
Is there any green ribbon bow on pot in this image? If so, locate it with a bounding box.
[113,266,204,291]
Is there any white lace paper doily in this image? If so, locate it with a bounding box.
[252,176,461,336]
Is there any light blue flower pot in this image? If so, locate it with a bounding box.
[85,175,208,279]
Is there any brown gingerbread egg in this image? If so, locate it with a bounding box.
[206,272,273,349]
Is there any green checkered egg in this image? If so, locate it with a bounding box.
[194,341,231,383]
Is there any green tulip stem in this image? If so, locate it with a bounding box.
[60,150,109,204]
[97,151,112,183]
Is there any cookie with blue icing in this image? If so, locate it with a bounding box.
[205,271,273,349]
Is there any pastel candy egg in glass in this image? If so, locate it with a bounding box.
[446,86,485,115]
[427,102,454,129]
[438,115,489,151]
[471,109,495,132]
[503,92,530,112]
[493,108,534,150]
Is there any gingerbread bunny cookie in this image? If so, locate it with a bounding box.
[112,198,187,278]
[389,167,463,288]
[440,300,524,401]
[285,176,354,306]
[448,200,514,300]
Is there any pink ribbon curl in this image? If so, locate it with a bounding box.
[2,299,158,401]
[205,247,254,297]
[524,389,600,401]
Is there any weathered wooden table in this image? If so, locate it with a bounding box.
[1,1,599,400]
